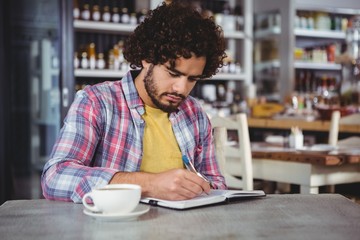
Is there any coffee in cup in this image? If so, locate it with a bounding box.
[82,184,141,214]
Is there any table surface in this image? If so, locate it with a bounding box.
[248,117,360,134]
[250,142,360,166]
[252,148,360,166]
[1,194,359,240]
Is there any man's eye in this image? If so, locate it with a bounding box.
[169,72,179,77]
[190,77,206,82]
[189,78,200,82]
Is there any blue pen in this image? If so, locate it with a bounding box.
[182,155,212,188]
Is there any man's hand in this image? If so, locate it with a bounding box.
[109,169,211,201]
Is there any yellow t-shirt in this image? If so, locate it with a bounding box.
[140,105,184,173]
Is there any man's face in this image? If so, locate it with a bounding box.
[143,56,206,113]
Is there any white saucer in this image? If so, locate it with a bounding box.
[296,144,337,154]
[83,204,150,221]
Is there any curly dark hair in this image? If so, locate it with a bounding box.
[123,2,226,78]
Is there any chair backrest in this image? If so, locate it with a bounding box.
[328,111,360,146]
[211,113,253,190]
[328,111,340,146]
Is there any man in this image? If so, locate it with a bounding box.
[41,2,227,203]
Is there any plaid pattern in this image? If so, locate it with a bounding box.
[41,70,226,203]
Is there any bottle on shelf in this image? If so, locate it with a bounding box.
[314,12,331,30]
[121,61,129,72]
[81,52,89,69]
[107,49,115,70]
[327,43,336,63]
[229,61,236,73]
[113,44,120,70]
[73,0,80,19]
[137,9,148,24]
[112,5,120,23]
[74,52,80,69]
[234,5,244,31]
[121,8,130,24]
[92,2,101,21]
[97,53,106,69]
[129,13,137,25]
[102,3,111,22]
[307,11,315,29]
[81,2,91,21]
[88,43,97,69]
[117,40,125,63]
[341,18,349,32]
[327,76,340,106]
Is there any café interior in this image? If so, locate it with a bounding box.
[1,0,360,206]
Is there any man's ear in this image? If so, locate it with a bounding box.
[141,60,151,69]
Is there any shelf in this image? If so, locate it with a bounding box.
[255,27,346,39]
[294,61,342,70]
[75,69,127,78]
[296,5,360,15]
[74,20,137,34]
[75,69,246,80]
[254,60,280,71]
[254,27,281,39]
[211,73,246,81]
[255,61,342,71]
[254,74,278,81]
[294,28,346,39]
[223,31,246,39]
[248,117,360,134]
[74,20,246,39]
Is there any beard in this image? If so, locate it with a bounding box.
[143,64,186,113]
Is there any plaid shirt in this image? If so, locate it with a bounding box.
[41,70,226,203]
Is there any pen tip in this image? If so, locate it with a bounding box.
[182,155,189,164]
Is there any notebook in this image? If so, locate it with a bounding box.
[140,189,266,210]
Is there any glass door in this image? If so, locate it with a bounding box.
[3,0,63,200]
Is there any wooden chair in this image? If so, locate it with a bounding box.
[327,111,360,193]
[211,113,254,190]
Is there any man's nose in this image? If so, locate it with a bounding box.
[172,77,188,93]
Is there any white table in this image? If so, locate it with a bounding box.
[1,194,359,240]
[252,158,360,193]
[248,147,360,193]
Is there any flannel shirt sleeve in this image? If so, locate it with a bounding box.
[196,112,227,190]
[41,89,118,203]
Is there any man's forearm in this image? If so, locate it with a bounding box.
[109,169,210,201]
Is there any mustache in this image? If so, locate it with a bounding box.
[161,92,186,100]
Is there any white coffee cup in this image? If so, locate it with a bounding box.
[82,184,141,214]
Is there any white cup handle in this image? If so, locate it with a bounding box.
[82,192,100,212]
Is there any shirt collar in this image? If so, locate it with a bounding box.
[121,70,144,113]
